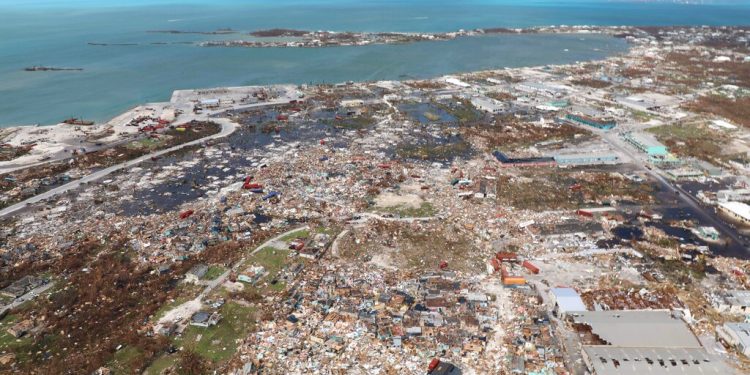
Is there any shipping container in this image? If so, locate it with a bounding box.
[522,260,540,274]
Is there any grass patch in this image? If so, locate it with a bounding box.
[330,115,375,130]
[0,314,30,351]
[202,265,225,281]
[395,140,472,161]
[374,202,436,218]
[108,345,142,374]
[143,354,178,375]
[0,314,39,365]
[437,99,481,123]
[278,229,309,242]
[246,247,290,278]
[126,138,165,151]
[314,226,337,236]
[647,123,727,162]
[174,302,256,363]
[632,110,654,122]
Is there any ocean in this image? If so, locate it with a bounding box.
[0,0,748,127]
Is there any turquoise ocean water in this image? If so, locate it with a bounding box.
[0,0,748,126]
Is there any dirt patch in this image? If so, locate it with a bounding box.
[374,192,423,209]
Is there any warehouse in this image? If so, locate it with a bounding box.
[571,310,729,374]
[553,152,620,166]
[621,131,668,156]
[565,113,616,130]
[717,201,750,226]
[492,150,556,168]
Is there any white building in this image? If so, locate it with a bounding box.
[717,322,750,357]
[550,287,587,317]
[470,96,505,114]
[717,201,750,225]
[714,290,750,314]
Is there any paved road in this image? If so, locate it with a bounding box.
[597,129,748,253]
[201,225,310,299]
[0,281,54,316]
[0,99,293,219]
[153,225,309,333]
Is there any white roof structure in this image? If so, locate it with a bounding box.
[724,289,750,307]
[570,310,701,348]
[444,77,470,88]
[711,119,738,130]
[718,201,750,222]
[722,322,750,349]
[575,310,730,374]
[550,287,587,313]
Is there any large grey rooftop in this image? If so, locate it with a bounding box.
[583,346,729,375]
[569,310,701,348]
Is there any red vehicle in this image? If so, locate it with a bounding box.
[179,210,194,219]
[289,239,305,251]
[428,358,440,373]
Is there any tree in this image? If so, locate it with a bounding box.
[176,348,209,375]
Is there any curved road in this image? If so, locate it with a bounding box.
[0,119,235,218]
[0,99,293,219]
[153,225,309,333]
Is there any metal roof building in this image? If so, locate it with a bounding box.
[571,310,730,375]
[717,322,750,357]
[582,346,726,375]
[569,310,701,348]
[550,287,587,316]
[553,152,620,166]
[621,132,668,156]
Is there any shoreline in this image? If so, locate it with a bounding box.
[1,23,745,171]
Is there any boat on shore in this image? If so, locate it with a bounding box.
[62,118,95,126]
[24,66,83,72]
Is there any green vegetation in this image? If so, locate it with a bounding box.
[0,313,43,366]
[395,140,472,161]
[108,346,142,374]
[279,229,309,242]
[374,202,436,218]
[203,265,225,281]
[437,99,481,123]
[631,110,654,122]
[143,354,178,375]
[0,314,30,352]
[126,138,165,151]
[314,226,337,236]
[174,302,256,363]
[330,115,375,130]
[648,122,727,162]
[246,247,290,278]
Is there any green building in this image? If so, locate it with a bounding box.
[622,132,668,156]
